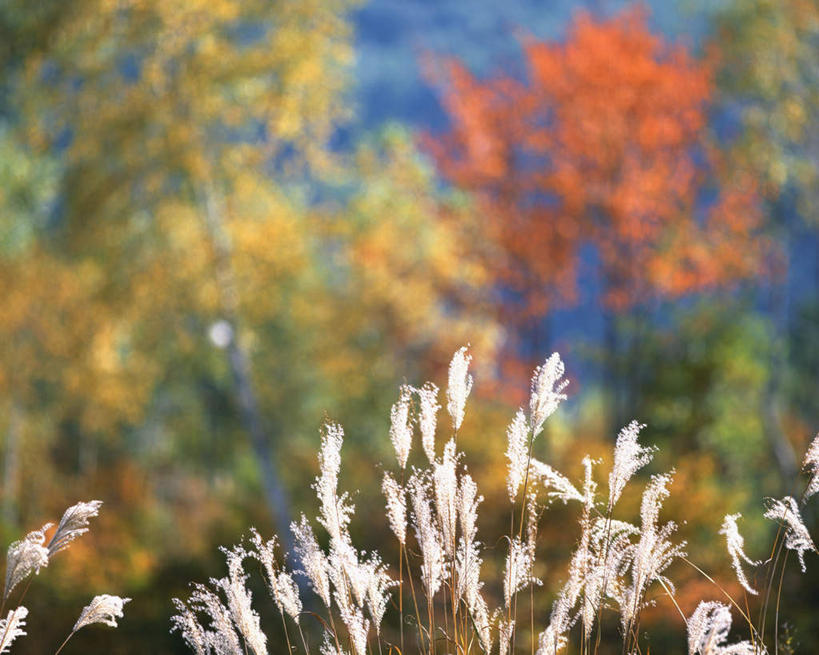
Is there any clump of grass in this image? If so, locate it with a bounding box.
[0,500,130,653]
[172,349,818,655]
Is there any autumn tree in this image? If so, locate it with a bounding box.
[426,9,769,323]
[425,6,772,427]
[0,0,498,600]
[0,0,357,550]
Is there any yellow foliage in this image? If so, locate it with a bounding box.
[0,2,502,616]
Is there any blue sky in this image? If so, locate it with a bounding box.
[351,0,712,129]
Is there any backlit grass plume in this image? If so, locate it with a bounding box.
[0,500,129,653]
[172,348,818,655]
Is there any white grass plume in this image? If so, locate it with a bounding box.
[3,523,51,601]
[535,624,568,655]
[458,472,482,556]
[339,603,370,655]
[327,539,356,617]
[587,518,639,616]
[291,515,332,608]
[4,500,104,602]
[446,346,473,432]
[331,536,367,610]
[188,584,242,655]
[247,531,302,624]
[170,598,209,655]
[620,472,686,631]
[416,382,440,464]
[576,457,604,639]
[455,473,492,652]
[803,432,819,503]
[169,346,819,655]
[763,495,817,572]
[529,352,568,438]
[364,555,394,633]
[0,502,127,655]
[525,491,540,553]
[506,409,529,502]
[503,536,540,609]
[456,536,489,646]
[542,553,582,645]
[47,500,103,557]
[530,459,584,504]
[213,548,267,655]
[608,421,654,508]
[433,439,459,557]
[247,530,279,594]
[321,632,349,655]
[314,422,354,544]
[389,385,413,469]
[408,474,445,601]
[538,462,607,647]
[382,473,407,546]
[719,514,759,595]
[347,553,381,609]
[499,617,514,655]
[0,607,27,654]
[467,591,493,654]
[273,570,302,625]
[73,594,130,631]
[687,601,757,655]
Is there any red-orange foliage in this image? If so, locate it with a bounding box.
[425,7,770,316]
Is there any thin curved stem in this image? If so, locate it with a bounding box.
[403,544,426,653]
[680,557,762,644]
[54,629,76,655]
[774,550,790,655]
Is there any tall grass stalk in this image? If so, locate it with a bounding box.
[171,350,819,655]
[0,501,129,653]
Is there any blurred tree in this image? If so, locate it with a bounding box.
[0,0,361,549]
[0,0,498,616]
[713,0,819,485]
[715,0,818,222]
[631,300,773,481]
[427,7,769,318]
[425,6,774,432]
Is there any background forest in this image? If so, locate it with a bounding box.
[0,0,817,652]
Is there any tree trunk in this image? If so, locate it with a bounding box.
[761,197,798,492]
[201,186,295,556]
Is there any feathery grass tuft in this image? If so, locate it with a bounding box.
[171,348,817,655]
[0,500,128,654]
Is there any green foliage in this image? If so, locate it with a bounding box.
[0,126,58,257]
[632,300,773,482]
[716,0,819,220]
[787,301,819,428]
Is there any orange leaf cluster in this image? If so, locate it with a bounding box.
[425,7,771,316]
